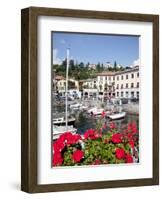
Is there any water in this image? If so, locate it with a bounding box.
[73,111,139,134]
[52,103,139,135]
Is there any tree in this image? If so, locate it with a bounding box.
[96,62,101,71]
[86,62,90,69]
[79,62,85,68]
[69,59,75,70]
[113,61,117,71]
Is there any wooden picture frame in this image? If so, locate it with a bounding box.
[21,7,159,193]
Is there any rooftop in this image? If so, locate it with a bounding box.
[96,66,139,76]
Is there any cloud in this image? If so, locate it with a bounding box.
[53,49,62,65]
[133,59,140,66]
[130,59,140,67]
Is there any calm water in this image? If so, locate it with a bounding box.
[73,111,139,134]
[53,104,139,135]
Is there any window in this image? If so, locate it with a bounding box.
[137,91,139,99]
[117,76,119,81]
[100,77,103,81]
[121,91,123,97]
[131,91,134,98]
[126,74,128,79]
[113,76,115,81]
[109,76,111,81]
[126,83,128,88]
[117,92,119,97]
[131,73,134,78]
[116,84,119,89]
[137,82,139,88]
[121,84,123,89]
[121,75,123,80]
[105,76,107,80]
[126,91,128,98]
[131,83,134,88]
[137,72,139,77]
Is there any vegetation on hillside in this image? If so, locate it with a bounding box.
[53,59,130,80]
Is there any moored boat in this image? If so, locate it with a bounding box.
[53,116,76,125]
[107,111,126,120]
[87,107,104,115]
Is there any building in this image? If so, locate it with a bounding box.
[115,66,139,99]
[82,78,98,99]
[53,75,79,96]
[88,64,96,70]
[96,66,139,99]
[96,71,115,99]
[53,65,140,100]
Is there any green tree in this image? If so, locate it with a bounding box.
[113,61,117,71]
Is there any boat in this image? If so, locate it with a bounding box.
[87,107,104,115]
[53,125,77,140]
[70,103,83,109]
[107,111,126,120]
[53,116,75,125]
[80,105,88,111]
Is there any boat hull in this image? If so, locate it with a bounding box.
[107,112,126,120]
[53,120,75,126]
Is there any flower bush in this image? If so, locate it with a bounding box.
[52,120,139,167]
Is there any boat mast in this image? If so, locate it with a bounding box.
[65,48,70,130]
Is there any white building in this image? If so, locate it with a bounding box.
[96,71,115,98]
[54,65,140,100]
[115,66,139,99]
[96,66,140,99]
[88,64,96,70]
[82,78,98,99]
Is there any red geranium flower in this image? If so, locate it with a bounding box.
[101,111,106,118]
[129,140,134,148]
[125,153,133,163]
[67,134,82,145]
[109,122,116,129]
[53,152,63,166]
[111,133,122,144]
[58,132,81,145]
[84,129,100,140]
[115,148,125,159]
[127,122,138,134]
[59,132,73,143]
[72,150,84,163]
[53,140,65,153]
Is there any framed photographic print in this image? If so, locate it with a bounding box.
[21,7,159,193]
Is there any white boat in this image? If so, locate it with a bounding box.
[80,105,88,110]
[70,103,82,109]
[53,116,76,125]
[107,112,126,120]
[53,125,77,140]
[87,107,104,115]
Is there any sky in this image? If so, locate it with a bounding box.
[52,32,139,67]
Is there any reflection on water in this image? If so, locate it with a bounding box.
[74,111,139,134]
[52,103,139,135]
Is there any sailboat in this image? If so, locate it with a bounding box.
[53,49,77,140]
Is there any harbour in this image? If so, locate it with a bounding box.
[52,97,139,137]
